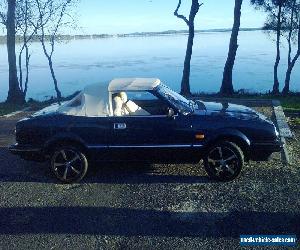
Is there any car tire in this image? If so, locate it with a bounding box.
[50,145,88,183]
[204,141,244,181]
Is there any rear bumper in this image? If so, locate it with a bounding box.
[9,143,45,162]
[250,139,283,161]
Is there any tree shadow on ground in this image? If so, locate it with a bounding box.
[0,147,211,184]
[0,206,299,237]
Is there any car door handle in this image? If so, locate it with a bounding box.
[114,123,127,130]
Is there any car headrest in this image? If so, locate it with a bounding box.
[113,96,124,116]
[119,92,128,103]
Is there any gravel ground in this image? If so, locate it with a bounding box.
[0,107,299,250]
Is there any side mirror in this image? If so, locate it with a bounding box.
[167,108,175,119]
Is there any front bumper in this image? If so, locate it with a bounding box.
[252,140,283,152]
[9,143,45,162]
[250,139,283,161]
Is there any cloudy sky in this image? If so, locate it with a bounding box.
[76,0,267,34]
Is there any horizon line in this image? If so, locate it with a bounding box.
[0,27,264,38]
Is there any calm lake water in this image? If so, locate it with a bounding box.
[0,30,299,101]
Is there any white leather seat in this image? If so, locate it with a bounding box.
[114,92,150,116]
[113,95,125,116]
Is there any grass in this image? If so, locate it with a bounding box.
[277,96,300,113]
[289,117,300,126]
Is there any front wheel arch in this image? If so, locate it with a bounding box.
[206,135,250,162]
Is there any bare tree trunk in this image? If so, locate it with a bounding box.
[283,51,300,95]
[19,43,30,96]
[273,4,282,95]
[18,44,31,97]
[6,0,24,104]
[283,67,292,94]
[220,0,243,96]
[33,0,75,101]
[39,33,62,99]
[283,0,300,95]
[24,44,30,96]
[19,45,25,92]
[181,22,195,95]
[174,0,201,96]
[46,54,62,99]
[17,0,31,98]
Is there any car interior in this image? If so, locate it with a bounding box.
[113,91,169,116]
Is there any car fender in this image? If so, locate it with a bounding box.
[43,132,87,152]
[206,128,251,149]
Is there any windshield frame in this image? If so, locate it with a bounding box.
[155,84,194,115]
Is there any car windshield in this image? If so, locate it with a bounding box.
[156,84,194,115]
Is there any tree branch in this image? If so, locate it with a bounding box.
[174,0,189,25]
[296,11,300,54]
[287,0,297,65]
[0,11,6,25]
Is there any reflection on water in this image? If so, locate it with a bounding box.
[0,31,299,101]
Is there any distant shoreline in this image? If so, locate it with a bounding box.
[0,28,263,44]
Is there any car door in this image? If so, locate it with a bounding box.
[69,116,111,160]
[109,91,196,162]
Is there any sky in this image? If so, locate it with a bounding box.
[75,0,267,35]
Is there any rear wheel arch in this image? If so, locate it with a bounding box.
[50,145,89,183]
[44,138,87,157]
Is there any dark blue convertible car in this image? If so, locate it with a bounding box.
[9,78,282,183]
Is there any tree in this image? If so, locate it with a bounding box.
[273,0,284,94]
[220,0,243,95]
[33,0,75,100]
[174,0,202,96]
[251,0,289,94]
[0,0,25,104]
[16,0,37,98]
[282,0,300,94]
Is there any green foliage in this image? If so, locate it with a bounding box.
[292,117,300,125]
[280,95,300,111]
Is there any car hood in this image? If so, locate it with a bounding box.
[195,100,266,120]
